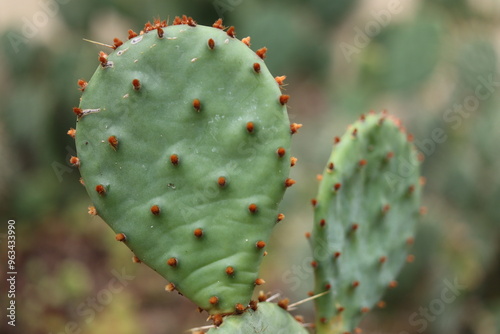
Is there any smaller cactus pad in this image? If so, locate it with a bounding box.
[310,112,422,333]
[206,302,308,334]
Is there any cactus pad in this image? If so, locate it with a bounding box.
[206,302,308,334]
[310,112,421,333]
[73,18,292,314]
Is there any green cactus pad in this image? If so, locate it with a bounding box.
[206,302,308,334]
[310,112,421,333]
[74,18,292,314]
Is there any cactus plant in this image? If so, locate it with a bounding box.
[70,17,422,333]
[310,112,422,333]
[71,17,293,316]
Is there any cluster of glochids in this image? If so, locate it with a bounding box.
[68,16,422,334]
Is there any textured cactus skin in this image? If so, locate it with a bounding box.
[206,302,308,334]
[74,21,291,314]
[311,112,421,333]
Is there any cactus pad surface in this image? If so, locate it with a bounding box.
[311,112,422,333]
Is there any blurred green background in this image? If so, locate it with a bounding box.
[1,0,499,333]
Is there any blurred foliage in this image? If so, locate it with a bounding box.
[1,0,499,333]
[233,2,329,78]
[308,0,360,27]
[361,15,442,93]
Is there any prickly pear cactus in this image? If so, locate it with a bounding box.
[71,17,294,315]
[310,112,422,333]
[206,302,308,334]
